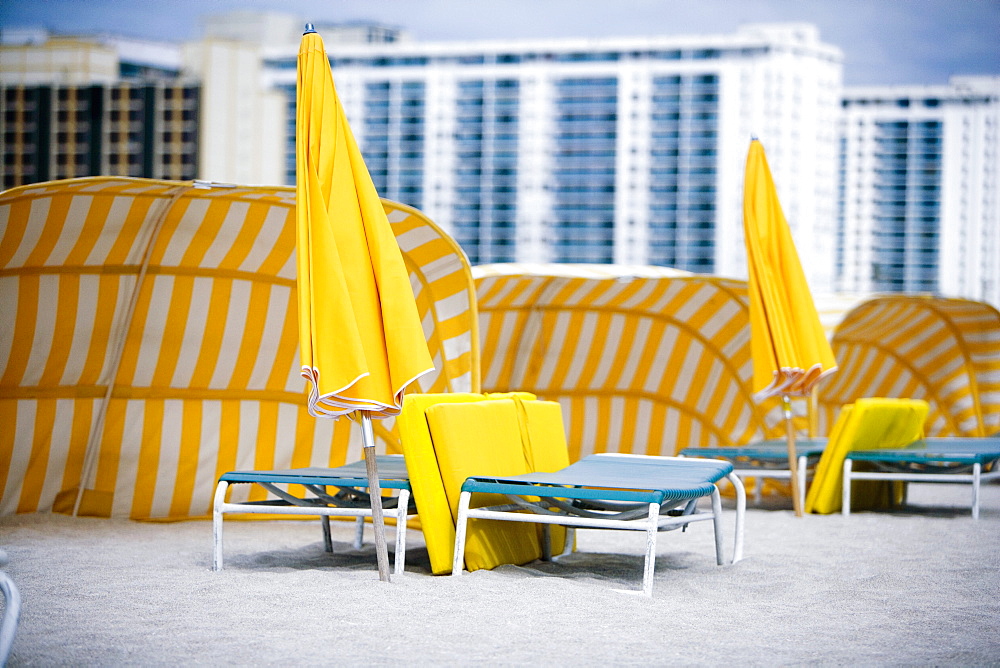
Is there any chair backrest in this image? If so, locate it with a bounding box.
[805,398,929,514]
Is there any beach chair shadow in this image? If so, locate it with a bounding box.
[213,519,434,574]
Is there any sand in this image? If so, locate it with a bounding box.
[2,482,999,666]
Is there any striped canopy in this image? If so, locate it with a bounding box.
[818,295,1000,437]
[473,263,783,460]
[0,177,478,518]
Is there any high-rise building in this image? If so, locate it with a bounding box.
[0,34,199,188]
[3,16,997,308]
[260,23,843,286]
[838,76,1000,307]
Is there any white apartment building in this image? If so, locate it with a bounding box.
[8,16,998,307]
[254,22,844,289]
[839,76,1000,307]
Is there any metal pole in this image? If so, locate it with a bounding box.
[783,394,804,517]
[359,412,391,582]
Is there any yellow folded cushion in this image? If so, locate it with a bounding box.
[806,398,929,514]
[520,400,571,473]
[398,393,487,574]
[426,399,543,571]
[519,399,573,554]
[398,392,536,574]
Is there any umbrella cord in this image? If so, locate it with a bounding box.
[73,185,191,516]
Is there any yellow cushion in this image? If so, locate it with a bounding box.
[426,399,543,571]
[805,398,929,514]
[398,393,487,574]
[520,400,571,472]
[397,392,536,574]
[519,399,573,554]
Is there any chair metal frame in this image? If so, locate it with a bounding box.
[678,439,827,509]
[841,438,1000,519]
[451,453,746,597]
[212,455,414,572]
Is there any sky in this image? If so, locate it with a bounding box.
[1,0,999,86]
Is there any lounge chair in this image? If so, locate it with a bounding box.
[212,391,544,575]
[422,398,745,597]
[212,456,414,572]
[842,437,1000,519]
[678,438,827,509]
[805,398,929,514]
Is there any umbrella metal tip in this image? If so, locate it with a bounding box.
[304,23,316,34]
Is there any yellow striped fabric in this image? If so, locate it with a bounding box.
[819,295,1000,437]
[0,177,478,518]
[473,263,781,460]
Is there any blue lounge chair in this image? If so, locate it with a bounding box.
[212,455,414,572]
[678,438,828,508]
[452,453,745,597]
[842,437,1000,519]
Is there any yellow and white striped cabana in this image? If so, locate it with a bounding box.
[819,295,1000,437]
[9,179,995,519]
[473,263,783,461]
[0,177,478,519]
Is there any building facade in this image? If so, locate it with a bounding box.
[3,17,997,307]
[1,36,199,189]
[261,23,843,288]
[839,76,1000,307]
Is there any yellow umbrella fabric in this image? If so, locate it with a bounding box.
[742,139,837,515]
[743,139,837,401]
[295,29,433,419]
[295,27,433,581]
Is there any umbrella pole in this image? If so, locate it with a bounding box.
[783,395,804,517]
[359,412,392,583]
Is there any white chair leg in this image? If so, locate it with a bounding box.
[727,472,746,564]
[972,463,981,520]
[321,516,333,553]
[394,489,410,574]
[0,566,21,667]
[212,481,228,572]
[452,491,472,576]
[842,459,853,516]
[642,502,658,597]
[551,527,574,560]
[797,456,808,513]
[753,477,762,505]
[710,487,725,566]
[353,516,365,550]
[560,528,575,558]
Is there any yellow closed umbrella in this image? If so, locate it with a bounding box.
[295,26,434,579]
[743,138,837,516]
